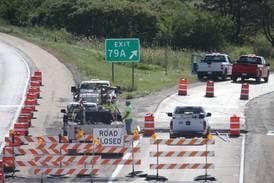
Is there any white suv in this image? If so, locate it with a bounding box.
[168,106,211,138]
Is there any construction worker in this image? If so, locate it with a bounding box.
[103,99,115,111]
[122,100,133,135]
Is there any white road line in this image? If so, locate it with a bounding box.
[239,134,246,183]
[107,136,142,183]
[0,43,30,150]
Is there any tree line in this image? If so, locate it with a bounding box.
[0,0,273,49]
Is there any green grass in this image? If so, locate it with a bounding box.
[0,20,273,98]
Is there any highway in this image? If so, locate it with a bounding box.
[0,41,30,150]
[1,33,274,183]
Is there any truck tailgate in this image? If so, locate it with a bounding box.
[233,63,257,73]
[173,116,204,132]
[197,62,221,72]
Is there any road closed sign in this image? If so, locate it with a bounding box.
[93,127,125,147]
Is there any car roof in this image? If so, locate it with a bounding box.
[205,53,228,56]
[81,80,110,84]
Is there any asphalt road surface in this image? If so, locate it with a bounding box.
[0,41,30,150]
[245,92,274,183]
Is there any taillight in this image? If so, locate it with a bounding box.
[220,64,224,70]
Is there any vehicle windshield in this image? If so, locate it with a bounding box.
[238,56,262,64]
[82,96,99,103]
[80,82,109,90]
[202,55,226,62]
[175,106,204,114]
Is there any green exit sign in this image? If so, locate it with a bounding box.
[105,38,140,62]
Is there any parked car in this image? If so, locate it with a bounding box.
[196,53,233,80]
[232,54,270,83]
[168,106,211,138]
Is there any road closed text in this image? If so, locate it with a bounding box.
[93,127,124,147]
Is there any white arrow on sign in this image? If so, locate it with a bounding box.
[129,50,137,60]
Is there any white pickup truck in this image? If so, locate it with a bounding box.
[196,53,233,80]
[168,106,211,138]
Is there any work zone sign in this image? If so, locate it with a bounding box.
[93,127,125,147]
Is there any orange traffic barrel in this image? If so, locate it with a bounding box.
[34,71,42,77]
[18,116,31,127]
[31,76,42,86]
[178,78,188,96]
[26,93,38,100]
[205,80,214,97]
[24,99,37,106]
[0,159,4,183]
[240,83,249,100]
[2,146,15,172]
[230,114,240,136]
[144,113,155,136]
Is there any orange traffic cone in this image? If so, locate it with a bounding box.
[240,83,249,100]
[205,80,214,97]
[178,79,188,96]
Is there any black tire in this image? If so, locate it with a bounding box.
[169,134,176,139]
[221,70,227,81]
[197,74,203,80]
[264,72,269,83]
[232,76,237,82]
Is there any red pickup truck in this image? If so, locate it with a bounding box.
[232,55,270,83]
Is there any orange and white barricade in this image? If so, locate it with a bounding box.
[149,136,215,177]
[18,116,31,127]
[5,135,69,145]
[240,83,249,100]
[178,78,188,96]
[205,80,214,97]
[144,113,155,136]
[150,163,214,169]
[2,146,15,172]
[8,145,140,155]
[150,151,214,157]
[150,138,215,145]
[33,168,99,176]
[230,114,240,136]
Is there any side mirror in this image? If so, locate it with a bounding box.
[199,113,205,118]
[61,109,66,113]
[206,112,212,117]
[71,86,77,93]
[167,112,173,117]
[266,63,270,66]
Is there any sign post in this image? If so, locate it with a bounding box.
[105,38,140,89]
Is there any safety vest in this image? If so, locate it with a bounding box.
[104,104,115,111]
[124,106,133,120]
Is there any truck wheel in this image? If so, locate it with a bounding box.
[264,73,269,83]
[197,74,203,80]
[169,134,176,139]
[221,70,227,81]
[232,76,237,82]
